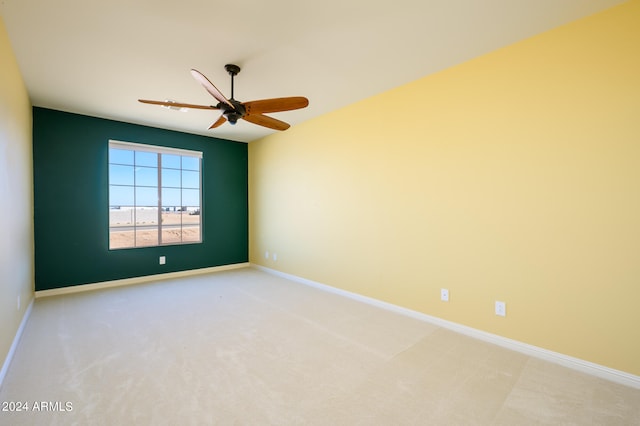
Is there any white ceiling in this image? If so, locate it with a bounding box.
[1,0,625,143]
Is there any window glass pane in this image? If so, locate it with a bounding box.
[109,185,134,206]
[136,186,158,206]
[161,188,181,206]
[183,208,200,220]
[182,170,200,189]
[135,207,158,225]
[182,156,200,171]
[162,168,181,188]
[109,207,134,226]
[182,208,200,242]
[161,208,181,224]
[182,227,200,243]
[161,228,182,245]
[135,151,157,167]
[136,227,158,247]
[110,229,135,249]
[182,189,200,206]
[109,164,134,186]
[109,148,134,165]
[162,153,181,169]
[135,166,158,187]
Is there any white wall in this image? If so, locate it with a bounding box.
[0,15,34,379]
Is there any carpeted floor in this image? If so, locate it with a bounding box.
[1,267,639,425]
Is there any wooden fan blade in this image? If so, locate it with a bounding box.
[209,115,227,129]
[243,113,290,131]
[190,69,233,107]
[138,99,218,110]
[244,97,309,114]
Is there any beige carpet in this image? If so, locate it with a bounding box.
[1,267,639,425]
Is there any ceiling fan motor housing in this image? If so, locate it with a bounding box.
[221,99,246,124]
[226,112,241,124]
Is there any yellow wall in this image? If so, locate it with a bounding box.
[0,15,34,371]
[249,1,640,375]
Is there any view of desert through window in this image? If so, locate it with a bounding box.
[109,209,201,249]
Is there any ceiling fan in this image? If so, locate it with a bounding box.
[139,64,309,131]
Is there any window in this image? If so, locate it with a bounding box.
[108,140,202,249]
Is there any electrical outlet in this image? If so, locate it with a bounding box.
[159,256,166,265]
[265,251,269,259]
[273,253,277,261]
[495,301,506,317]
[440,288,449,302]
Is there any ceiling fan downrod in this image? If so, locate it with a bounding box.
[223,64,244,124]
[225,64,241,100]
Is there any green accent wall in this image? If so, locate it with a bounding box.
[33,107,248,291]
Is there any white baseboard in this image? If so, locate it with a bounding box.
[253,264,640,390]
[35,262,251,299]
[0,299,34,390]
